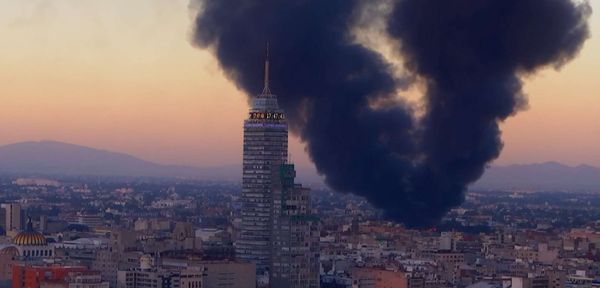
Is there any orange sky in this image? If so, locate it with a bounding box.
[0,0,598,171]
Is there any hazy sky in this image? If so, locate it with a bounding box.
[0,0,599,171]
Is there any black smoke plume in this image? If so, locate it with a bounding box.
[191,0,591,227]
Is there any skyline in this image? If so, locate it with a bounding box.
[0,0,599,172]
[0,1,599,285]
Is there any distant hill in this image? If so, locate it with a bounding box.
[473,162,600,192]
[0,141,239,180]
[0,141,598,191]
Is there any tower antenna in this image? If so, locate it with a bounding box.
[261,42,272,96]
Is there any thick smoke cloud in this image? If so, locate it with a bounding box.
[191,0,591,227]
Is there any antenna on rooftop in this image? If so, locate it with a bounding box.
[261,42,272,96]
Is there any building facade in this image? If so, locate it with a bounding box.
[200,261,256,288]
[67,273,110,288]
[1,204,22,232]
[11,264,89,288]
[236,52,288,271]
[0,206,6,233]
[270,164,320,288]
[351,268,409,288]
[117,268,203,288]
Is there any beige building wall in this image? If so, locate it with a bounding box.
[202,261,256,288]
[352,268,408,288]
[0,254,16,280]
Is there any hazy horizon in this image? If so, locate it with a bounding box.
[1,139,598,170]
[3,140,600,193]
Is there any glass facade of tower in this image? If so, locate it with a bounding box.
[237,93,288,271]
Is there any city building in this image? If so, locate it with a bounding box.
[0,206,6,233]
[66,272,110,288]
[117,255,203,288]
[236,49,288,272]
[117,268,203,288]
[0,246,19,281]
[77,213,104,229]
[109,229,136,253]
[11,264,89,288]
[12,178,60,187]
[1,204,22,232]
[351,268,409,288]
[40,216,48,234]
[200,261,256,288]
[91,249,121,288]
[511,275,549,288]
[159,252,256,288]
[10,219,54,259]
[270,164,320,288]
[2,149,600,288]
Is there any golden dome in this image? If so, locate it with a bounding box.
[13,219,47,246]
[14,231,46,246]
[0,246,19,256]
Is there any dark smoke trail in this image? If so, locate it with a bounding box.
[191,0,591,227]
[385,0,591,226]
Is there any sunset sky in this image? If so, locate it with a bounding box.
[0,0,599,172]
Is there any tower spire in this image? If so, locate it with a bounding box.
[261,42,272,96]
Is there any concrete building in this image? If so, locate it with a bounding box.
[40,216,48,234]
[236,50,288,271]
[351,268,409,288]
[117,268,203,288]
[92,250,121,288]
[0,206,5,233]
[201,261,256,288]
[439,232,454,251]
[11,264,89,288]
[511,275,549,288]
[407,276,425,288]
[77,213,104,229]
[134,219,171,232]
[1,204,22,232]
[67,273,110,288]
[92,250,143,288]
[270,164,320,288]
[0,247,19,281]
[117,255,203,288]
[545,270,566,288]
[109,229,136,252]
[159,254,256,288]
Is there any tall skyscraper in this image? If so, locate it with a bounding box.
[0,206,5,233]
[236,48,288,271]
[1,203,23,232]
[270,164,320,288]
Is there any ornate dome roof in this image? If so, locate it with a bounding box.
[0,246,19,256]
[13,218,47,246]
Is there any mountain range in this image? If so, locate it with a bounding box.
[0,141,598,191]
[0,141,240,181]
[472,161,600,192]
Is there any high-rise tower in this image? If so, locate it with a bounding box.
[237,47,288,272]
[270,164,320,288]
[1,203,22,232]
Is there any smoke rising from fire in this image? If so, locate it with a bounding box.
[191,0,591,227]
